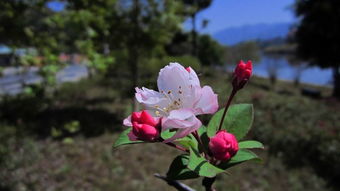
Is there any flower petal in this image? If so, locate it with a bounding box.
[194,85,219,115]
[123,115,132,126]
[162,109,202,142]
[157,63,200,103]
[135,87,169,110]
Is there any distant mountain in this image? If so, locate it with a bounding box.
[213,22,291,45]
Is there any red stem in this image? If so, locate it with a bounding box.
[218,88,238,131]
[165,142,189,153]
[192,131,209,156]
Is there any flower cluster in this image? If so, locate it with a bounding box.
[124,63,218,142]
[115,60,261,190]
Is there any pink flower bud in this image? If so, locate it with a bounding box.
[131,110,157,127]
[132,122,159,141]
[185,67,191,73]
[232,60,252,90]
[209,130,239,161]
[129,110,159,141]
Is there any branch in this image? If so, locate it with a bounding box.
[202,177,216,191]
[154,173,196,191]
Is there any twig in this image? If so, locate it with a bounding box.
[192,131,209,158]
[218,88,237,131]
[202,177,216,191]
[154,173,196,191]
[165,142,189,153]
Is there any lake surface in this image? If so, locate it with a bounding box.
[0,64,88,95]
[1,56,334,96]
[248,56,332,87]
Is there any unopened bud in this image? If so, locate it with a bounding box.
[209,130,239,161]
[232,60,252,90]
[130,110,159,141]
[132,122,159,141]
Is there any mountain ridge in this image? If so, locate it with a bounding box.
[213,22,292,45]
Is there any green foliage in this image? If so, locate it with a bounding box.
[176,134,198,150]
[188,147,225,177]
[225,41,261,64]
[113,128,142,148]
[295,0,340,67]
[217,149,261,170]
[64,120,80,134]
[197,34,225,66]
[140,55,201,85]
[294,0,340,97]
[238,140,264,149]
[166,119,262,180]
[166,154,199,180]
[207,104,254,140]
[251,92,340,188]
[161,129,176,140]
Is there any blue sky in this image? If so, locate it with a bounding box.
[47,1,65,12]
[184,0,296,34]
[47,0,296,34]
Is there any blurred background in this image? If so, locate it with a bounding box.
[0,0,339,190]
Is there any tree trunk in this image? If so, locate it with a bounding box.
[191,13,197,57]
[333,66,340,98]
[131,0,140,111]
[129,47,139,111]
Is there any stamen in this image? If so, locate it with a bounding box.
[155,111,160,116]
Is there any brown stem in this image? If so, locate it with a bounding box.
[218,88,237,131]
[154,173,196,191]
[165,142,189,153]
[202,177,216,191]
[192,131,209,157]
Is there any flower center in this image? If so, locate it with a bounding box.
[153,86,186,116]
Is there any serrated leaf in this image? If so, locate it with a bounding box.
[166,154,199,180]
[188,147,225,177]
[161,129,176,140]
[176,134,198,150]
[197,125,207,136]
[113,128,143,148]
[218,149,261,170]
[207,104,254,140]
[239,140,264,149]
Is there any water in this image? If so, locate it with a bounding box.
[251,56,333,86]
[0,64,88,95]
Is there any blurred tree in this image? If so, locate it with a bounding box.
[0,0,66,95]
[197,34,225,66]
[182,0,213,56]
[225,41,260,64]
[295,0,340,98]
[165,33,226,67]
[0,0,47,47]
[113,0,184,89]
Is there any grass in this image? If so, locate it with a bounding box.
[0,68,338,191]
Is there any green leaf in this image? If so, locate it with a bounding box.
[197,125,207,136]
[239,140,264,149]
[188,147,225,177]
[113,128,143,148]
[207,104,254,140]
[62,137,74,144]
[161,129,176,140]
[218,149,261,170]
[176,134,198,150]
[166,155,199,180]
